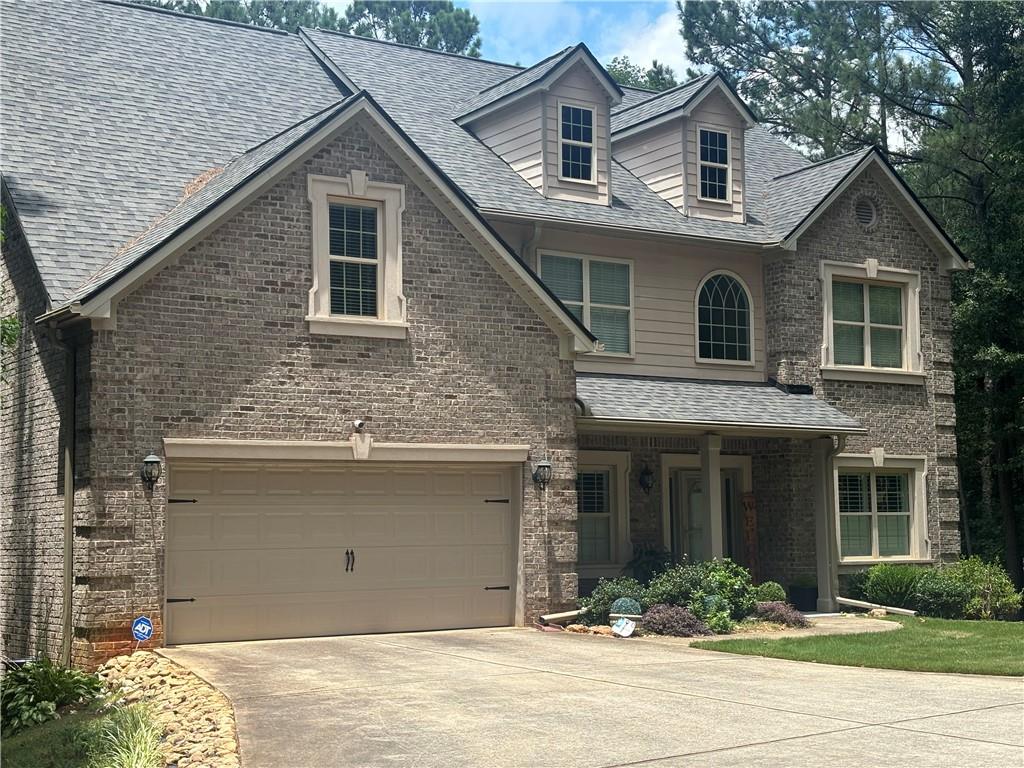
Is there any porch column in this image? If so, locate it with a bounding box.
[700,434,724,558]
[812,437,838,612]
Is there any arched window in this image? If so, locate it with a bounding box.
[697,272,751,362]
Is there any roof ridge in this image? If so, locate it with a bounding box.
[476,45,576,95]
[306,27,521,71]
[242,98,351,155]
[98,0,290,35]
[771,146,872,181]
[611,72,711,116]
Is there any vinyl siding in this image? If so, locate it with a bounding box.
[495,221,766,381]
[543,66,610,205]
[685,89,745,222]
[613,121,685,211]
[471,95,545,193]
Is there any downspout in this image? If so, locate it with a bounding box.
[826,434,847,610]
[49,322,75,666]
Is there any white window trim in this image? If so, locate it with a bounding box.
[307,172,408,338]
[557,100,597,186]
[578,450,631,578]
[538,249,635,358]
[833,452,930,564]
[696,124,732,204]
[820,259,923,382]
[693,269,756,367]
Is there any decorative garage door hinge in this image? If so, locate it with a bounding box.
[483,586,510,591]
[166,598,196,603]
[484,498,510,503]
[167,498,198,504]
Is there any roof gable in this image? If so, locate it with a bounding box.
[455,43,623,124]
[611,72,756,139]
[48,93,597,351]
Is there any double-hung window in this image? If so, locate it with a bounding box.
[307,173,407,338]
[559,103,595,183]
[698,127,730,201]
[327,202,379,317]
[832,279,904,368]
[540,252,632,355]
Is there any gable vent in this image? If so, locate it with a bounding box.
[854,197,877,228]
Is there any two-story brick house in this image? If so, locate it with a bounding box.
[1,1,966,667]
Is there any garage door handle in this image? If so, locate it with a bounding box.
[345,549,352,572]
[351,549,356,572]
[484,586,510,591]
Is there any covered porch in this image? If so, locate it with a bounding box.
[574,374,866,612]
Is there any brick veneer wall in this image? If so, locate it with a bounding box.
[1,192,66,660]
[765,167,960,560]
[68,122,577,667]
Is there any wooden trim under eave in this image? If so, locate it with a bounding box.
[163,438,532,463]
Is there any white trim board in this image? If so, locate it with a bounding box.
[164,438,531,463]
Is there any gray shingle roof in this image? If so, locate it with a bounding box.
[1,0,341,303]
[610,74,712,134]
[65,100,352,304]
[576,373,863,433]
[455,46,575,119]
[2,1,877,307]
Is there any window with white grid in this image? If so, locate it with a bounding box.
[698,127,730,201]
[577,470,613,564]
[540,252,633,355]
[837,469,913,559]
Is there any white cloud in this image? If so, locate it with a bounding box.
[597,4,690,77]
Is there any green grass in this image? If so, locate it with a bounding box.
[2,705,163,768]
[691,616,1024,676]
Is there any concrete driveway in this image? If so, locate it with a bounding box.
[162,628,1023,768]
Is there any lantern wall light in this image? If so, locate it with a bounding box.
[532,459,553,491]
[141,453,162,491]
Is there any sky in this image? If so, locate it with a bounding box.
[462,1,691,75]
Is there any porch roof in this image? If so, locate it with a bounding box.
[575,373,864,435]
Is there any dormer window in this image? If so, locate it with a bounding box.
[559,103,595,183]
[698,127,730,202]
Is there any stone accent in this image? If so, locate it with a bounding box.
[765,166,960,561]
[10,121,577,667]
[98,651,239,768]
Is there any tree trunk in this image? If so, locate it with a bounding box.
[994,434,1022,587]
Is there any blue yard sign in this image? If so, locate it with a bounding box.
[132,616,154,642]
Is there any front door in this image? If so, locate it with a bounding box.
[669,469,743,563]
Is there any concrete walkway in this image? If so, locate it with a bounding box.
[162,627,1023,768]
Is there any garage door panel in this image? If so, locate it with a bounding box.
[167,463,516,644]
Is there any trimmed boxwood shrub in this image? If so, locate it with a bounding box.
[640,604,713,637]
[697,559,755,619]
[913,568,972,619]
[752,581,787,604]
[642,558,755,622]
[752,601,810,627]
[689,590,735,633]
[863,563,922,608]
[579,577,646,625]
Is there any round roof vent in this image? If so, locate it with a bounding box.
[854,197,877,228]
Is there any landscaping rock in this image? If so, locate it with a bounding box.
[867,608,888,618]
[565,624,590,633]
[98,651,239,768]
[591,625,614,636]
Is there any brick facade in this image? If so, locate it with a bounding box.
[765,167,960,561]
[5,122,579,667]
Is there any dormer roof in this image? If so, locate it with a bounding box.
[455,43,623,124]
[611,72,757,139]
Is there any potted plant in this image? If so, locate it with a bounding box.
[788,575,818,612]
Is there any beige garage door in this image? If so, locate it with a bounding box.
[165,462,517,644]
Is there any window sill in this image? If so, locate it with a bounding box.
[306,316,409,339]
[696,195,733,205]
[556,175,598,187]
[586,350,635,360]
[695,357,755,368]
[821,366,926,385]
[839,557,934,568]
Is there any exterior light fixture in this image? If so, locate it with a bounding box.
[532,460,553,491]
[639,464,655,495]
[141,453,162,491]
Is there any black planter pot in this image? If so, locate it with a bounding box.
[788,585,818,612]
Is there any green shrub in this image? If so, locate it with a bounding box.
[943,557,1023,620]
[1,657,104,735]
[752,580,787,604]
[642,563,703,609]
[579,576,646,625]
[863,563,922,608]
[841,570,870,601]
[689,590,735,633]
[696,559,756,619]
[913,568,971,619]
[88,705,163,768]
